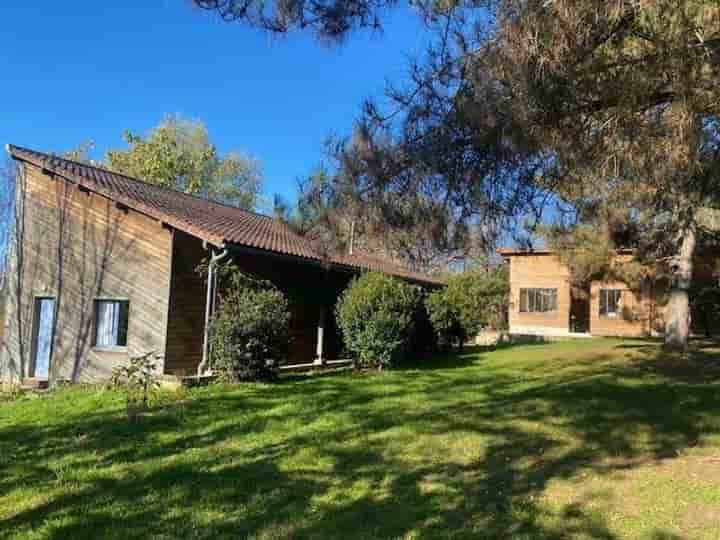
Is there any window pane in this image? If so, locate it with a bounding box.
[600,289,622,316]
[95,300,129,347]
[612,290,621,314]
[519,288,557,313]
[117,301,129,346]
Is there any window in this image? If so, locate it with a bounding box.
[599,289,622,317]
[519,288,558,313]
[93,300,129,348]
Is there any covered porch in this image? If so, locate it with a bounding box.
[163,230,354,376]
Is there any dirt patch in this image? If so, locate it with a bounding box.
[680,503,720,535]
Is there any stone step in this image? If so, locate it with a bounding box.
[20,378,49,390]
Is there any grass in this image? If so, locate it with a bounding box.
[1,339,720,539]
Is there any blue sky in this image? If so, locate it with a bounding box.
[0,2,426,206]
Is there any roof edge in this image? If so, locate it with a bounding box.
[498,247,635,257]
[6,143,444,287]
[8,144,228,248]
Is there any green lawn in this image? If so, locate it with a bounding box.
[2,339,720,539]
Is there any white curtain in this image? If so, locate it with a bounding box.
[96,301,120,347]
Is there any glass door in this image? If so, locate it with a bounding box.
[31,297,55,379]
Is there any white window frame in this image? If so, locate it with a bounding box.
[599,289,622,318]
[519,288,558,313]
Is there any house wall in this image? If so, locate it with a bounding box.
[588,280,656,337]
[0,164,173,383]
[506,250,720,339]
[164,231,206,375]
[508,254,572,336]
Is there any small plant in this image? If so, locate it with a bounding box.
[336,272,419,370]
[0,384,26,402]
[110,351,161,419]
[208,263,291,381]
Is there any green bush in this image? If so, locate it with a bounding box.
[426,267,509,350]
[209,265,290,381]
[425,290,466,351]
[336,272,419,370]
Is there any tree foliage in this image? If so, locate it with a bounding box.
[426,267,508,350]
[196,0,720,347]
[192,0,395,41]
[335,271,419,369]
[208,263,290,381]
[107,116,262,209]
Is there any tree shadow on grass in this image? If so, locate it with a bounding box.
[1,340,718,538]
[614,339,720,382]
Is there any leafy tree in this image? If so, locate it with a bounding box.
[335,271,418,370]
[277,161,487,274]
[426,267,508,350]
[425,290,464,351]
[107,116,262,209]
[195,1,720,348]
[62,141,96,163]
[494,1,720,349]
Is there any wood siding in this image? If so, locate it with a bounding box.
[1,165,173,382]
[589,280,657,337]
[164,231,206,375]
[508,254,572,335]
[506,251,720,338]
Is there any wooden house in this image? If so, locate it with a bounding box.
[0,145,441,384]
[501,248,719,338]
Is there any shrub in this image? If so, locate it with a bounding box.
[426,267,509,350]
[110,351,161,419]
[209,265,290,381]
[335,272,419,370]
[425,290,466,351]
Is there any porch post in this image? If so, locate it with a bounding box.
[315,305,326,366]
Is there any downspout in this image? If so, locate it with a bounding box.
[348,220,355,256]
[199,245,229,376]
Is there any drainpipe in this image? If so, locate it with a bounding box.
[199,246,229,376]
[348,220,355,256]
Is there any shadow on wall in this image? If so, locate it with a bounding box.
[1,163,141,383]
[1,340,717,538]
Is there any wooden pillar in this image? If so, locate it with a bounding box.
[315,305,326,365]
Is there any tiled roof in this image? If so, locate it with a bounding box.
[332,253,445,286]
[8,144,443,286]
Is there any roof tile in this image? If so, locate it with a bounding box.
[8,144,442,286]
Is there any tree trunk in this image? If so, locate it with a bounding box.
[664,225,696,350]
